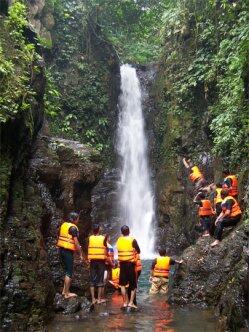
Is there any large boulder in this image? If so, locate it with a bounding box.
[169,222,249,330]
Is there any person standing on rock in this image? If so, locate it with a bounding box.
[149,247,182,295]
[57,211,84,299]
[182,157,207,192]
[194,192,214,237]
[116,225,140,309]
[87,224,108,305]
[211,189,242,247]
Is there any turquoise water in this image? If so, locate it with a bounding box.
[48,260,218,332]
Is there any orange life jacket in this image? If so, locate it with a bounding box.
[189,166,203,183]
[88,235,107,261]
[214,188,223,205]
[153,256,170,278]
[222,175,238,197]
[135,253,142,272]
[57,222,78,251]
[198,199,214,216]
[116,236,136,262]
[222,196,242,217]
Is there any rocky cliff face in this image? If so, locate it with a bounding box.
[0,0,117,330]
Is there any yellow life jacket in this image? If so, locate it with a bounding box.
[135,253,142,272]
[153,256,170,278]
[189,166,203,183]
[223,175,238,197]
[109,267,120,289]
[57,222,78,251]
[116,236,135,262]
[222,196,242,217]
[88,235,107,261]
[214,188,223,205]
[198,199,214,216]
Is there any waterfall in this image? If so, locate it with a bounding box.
[117,64,155,258]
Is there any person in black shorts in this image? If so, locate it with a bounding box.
[57,211,83,298]
[116,225,140,309]
[88,224,108,304]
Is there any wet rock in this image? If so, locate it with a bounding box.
[54,293,92,315]
[54,293,81,314]
[80,297,92,313]
[169,223,249,330]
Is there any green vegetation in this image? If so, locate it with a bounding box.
[154,0,249,169]
[0,0,40,123]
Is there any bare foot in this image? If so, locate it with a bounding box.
[128,303,137,309]
[211,240,220,247]
[202,233,210,237]
[64,292,77,299]
[92,299,97,304]
[123,303,128,308]
[97,299,106,304]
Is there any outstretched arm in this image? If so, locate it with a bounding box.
[182,157,190,169]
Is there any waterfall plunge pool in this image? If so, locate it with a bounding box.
[48,260,218,332]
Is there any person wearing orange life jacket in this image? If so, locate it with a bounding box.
[183,158,207,192]
[194,192,214,237]
[57,211,84,299]
[211,189,242,247]
[149,247,183,294]
[116,225,140,309]
[222,170,238,199]
[88,224,108,304]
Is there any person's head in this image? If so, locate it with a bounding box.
[197,191,206,200]
[121,225,130,236]
[92,224,100,235]
[68,211,79,224]
[221,188,229,199]
[158,247,167,256]
[222,169,230,177]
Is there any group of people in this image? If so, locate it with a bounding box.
[183,158,242,247]
[57,218,182,306]
[56,158,242,306]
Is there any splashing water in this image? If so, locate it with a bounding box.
[117,64,155,258]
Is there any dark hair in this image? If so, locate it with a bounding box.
[198,191,206,199]
[121,225,130,236]
[216,182,222,188]
[68,211,79,222]
[222,170,230,175]
[158,247,166,256]
[92,224,100,235]
[221,188,229,198]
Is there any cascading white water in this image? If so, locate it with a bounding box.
[117,64,155,258]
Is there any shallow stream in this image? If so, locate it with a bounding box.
[48,261,218,332]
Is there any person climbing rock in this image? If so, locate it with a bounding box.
[222,170,238,199]
[213,183,223,215]
[88,224,108,304]
[57,211,83,299]
[211,189,242,247]
[182,157,207,192]
[116,225,140,309]
[194,192,214,237]
[149,247,183,295]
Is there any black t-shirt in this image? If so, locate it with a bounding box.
[194,200,203,207]
[151,257,175,270]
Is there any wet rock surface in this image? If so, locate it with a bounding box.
[54,293,92,314]
[170,223,249,330]
[31,134,102,290]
